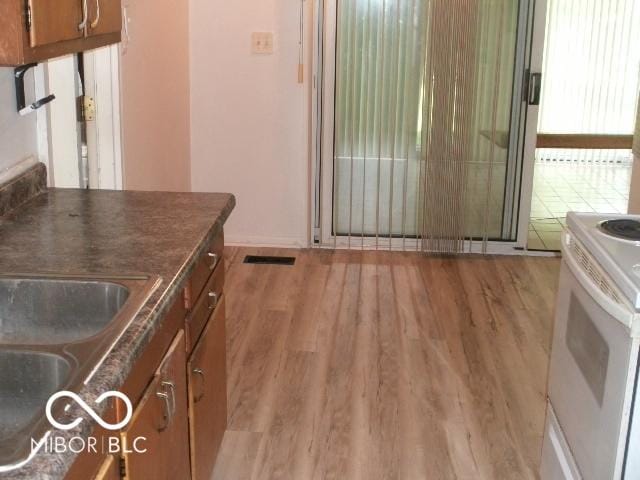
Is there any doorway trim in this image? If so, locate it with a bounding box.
[36,46,123,190]
[36,55,83,188]
[83,44,123,190]
[515,0,548,249]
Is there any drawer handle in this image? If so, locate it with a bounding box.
[207,291,218,311]
[207,252,219,270]
[90,0,100,28]
[156,392,171,432]
[193,368,205,403]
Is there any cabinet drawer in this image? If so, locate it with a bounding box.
[185,263,224,352]
[184,232,224,311]
[188,296,227,480]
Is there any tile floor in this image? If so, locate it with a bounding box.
[528,161,632,250]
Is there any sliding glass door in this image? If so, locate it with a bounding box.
[316,0,540,252]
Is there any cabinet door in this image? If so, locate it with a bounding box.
[64,399,119,480]
[87,0,122,37]
[29,0,84,47]
[121,331,191,480]
[188,297,228,480]
[94,455,120,480]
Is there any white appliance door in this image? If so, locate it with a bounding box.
[549,244,635,479]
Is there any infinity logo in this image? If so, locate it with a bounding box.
[45,391,133,431]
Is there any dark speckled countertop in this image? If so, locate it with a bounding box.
[0,164,235,479]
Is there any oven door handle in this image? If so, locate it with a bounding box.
[562,231,635,326]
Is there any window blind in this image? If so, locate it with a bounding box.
[332,0,520,252]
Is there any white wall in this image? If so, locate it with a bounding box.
[120,0,191,192]
[0,68,38,172]
[190,0,312,247]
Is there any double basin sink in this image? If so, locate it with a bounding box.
[0,274,159,470]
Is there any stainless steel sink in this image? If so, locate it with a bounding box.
[0,278,130,344]
[0,274,160,471]
[0,350,71,466]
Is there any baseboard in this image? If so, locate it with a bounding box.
[225,234,308,249]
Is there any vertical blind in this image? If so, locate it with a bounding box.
[333,0,428,243]
[537,0,640,163]
[420,0,519,251]
[332,0,520,252]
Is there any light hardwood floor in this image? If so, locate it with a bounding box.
[213,248,561,480]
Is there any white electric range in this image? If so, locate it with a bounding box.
[541,212,640,480]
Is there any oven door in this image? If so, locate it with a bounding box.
[548,234,637,479]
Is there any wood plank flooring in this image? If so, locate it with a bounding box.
[213,248,561,480]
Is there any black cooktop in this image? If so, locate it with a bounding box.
[599,219,640,241]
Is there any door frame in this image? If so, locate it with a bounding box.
[36,54,83,188]
[516,0,548,249]
[36,46,123,190]
[311,0,336,247]
[83,44,124,190]
[310,0,326,245]
[311,0,549,253]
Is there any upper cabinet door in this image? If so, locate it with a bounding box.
[87,0,122,37]
[29,0,84,47]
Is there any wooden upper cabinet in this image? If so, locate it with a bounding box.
[86,0,122,37]
[29,0,84,47]
[0,0,121,66]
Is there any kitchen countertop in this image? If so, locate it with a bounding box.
[0,164,235,479]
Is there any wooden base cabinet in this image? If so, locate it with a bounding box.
[120,331,191,480]
[94,455,120,480]
[188,296,228,480]
[66,232,228,480]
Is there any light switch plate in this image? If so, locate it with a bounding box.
[251,32,274,54]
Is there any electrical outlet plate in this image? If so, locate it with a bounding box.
[251,32,274,54]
